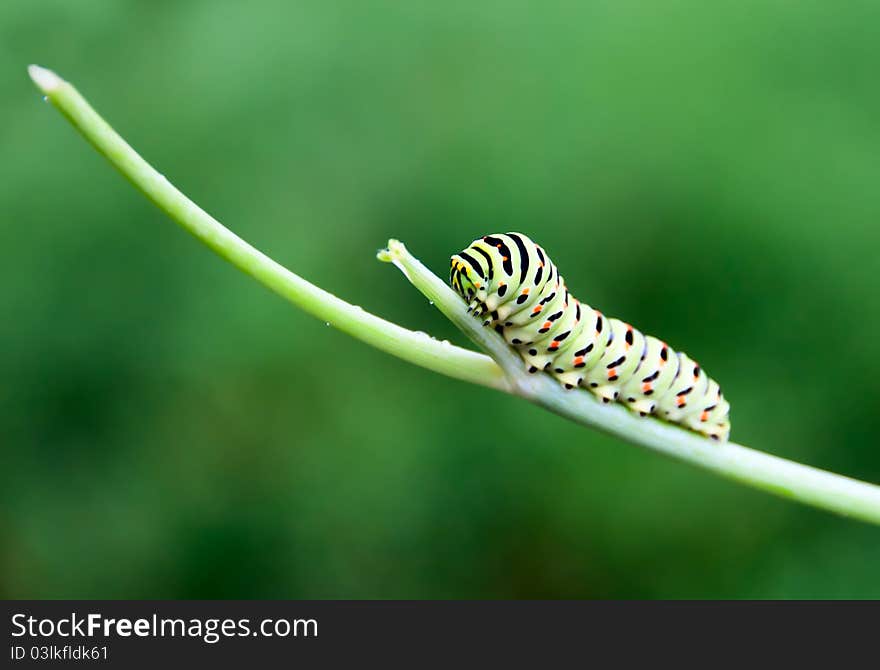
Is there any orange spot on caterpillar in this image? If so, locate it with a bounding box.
[607,368,616,379]
[542,321,552,329]
[522,288,530,294]
[532,305,543,314]
[676,396,686,407]
[700,410,709,422]
[502,256,508,261]
[573,356,585,366]
[550,340,559,348]
[642,383,652,393]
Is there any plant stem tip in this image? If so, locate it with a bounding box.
[28,64,62,94]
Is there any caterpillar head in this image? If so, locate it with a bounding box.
[450,252,489,313]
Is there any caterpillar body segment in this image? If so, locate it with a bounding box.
[450,232,731,441]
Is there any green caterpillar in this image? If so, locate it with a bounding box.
[450,233,730,441]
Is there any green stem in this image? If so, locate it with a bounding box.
[382,242,880,526]
[30,65,880,525]
[28,65,508,393]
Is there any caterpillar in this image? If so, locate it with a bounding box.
[450,233,730,441]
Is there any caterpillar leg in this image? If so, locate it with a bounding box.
[625,397,657,417]
[681,380,730,440]
[554,369,585,390]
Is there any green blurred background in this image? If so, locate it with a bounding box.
[2,0,879,599]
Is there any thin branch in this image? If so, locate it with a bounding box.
[27,65,509,393]
[29,65,880,525]
[377,240,525,377]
